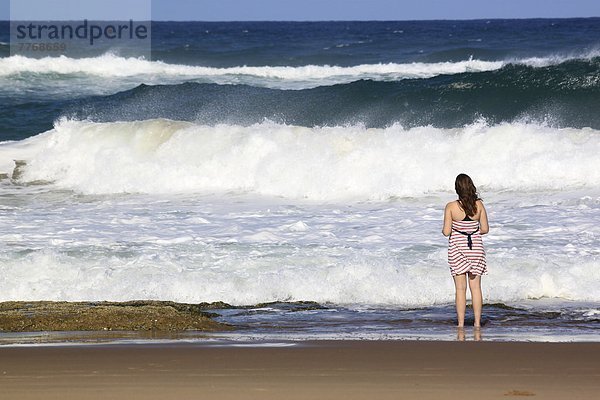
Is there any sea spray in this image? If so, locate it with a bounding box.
[5,118,599,198]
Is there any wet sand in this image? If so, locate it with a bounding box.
[1,340,599,400]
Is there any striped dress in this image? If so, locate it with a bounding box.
[448,219,487,276]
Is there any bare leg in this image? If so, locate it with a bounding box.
[452,274,467,327]
[468,273,483,327]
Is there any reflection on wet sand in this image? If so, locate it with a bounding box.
[456,327,482,341]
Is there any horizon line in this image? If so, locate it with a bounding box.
[1,16,599,23]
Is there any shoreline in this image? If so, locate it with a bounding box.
[1,340,599,399]
[2,300,599,345]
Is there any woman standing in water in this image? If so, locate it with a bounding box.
[443,174,489,328]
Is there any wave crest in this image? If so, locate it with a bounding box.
[2,51,599,89]
[4,118,600,199]
[0,53,504,89]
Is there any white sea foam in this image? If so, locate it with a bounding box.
[0,190,598,306]
[1,51,596,98]
[3,118,599,199]
[1,50,597,91]
[1,118,599,307]
[1,50,597,81]
[0,248,598,305]
[516,48,600,68]
[0,53,503,89]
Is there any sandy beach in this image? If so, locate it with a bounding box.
[0,340,598,400]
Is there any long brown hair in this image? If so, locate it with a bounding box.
[455,173,480,217]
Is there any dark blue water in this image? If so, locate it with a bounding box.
[140,19,600,67]
[0,18,599,141]
[1,19,599,65]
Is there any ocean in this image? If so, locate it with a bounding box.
[0,19,599,343]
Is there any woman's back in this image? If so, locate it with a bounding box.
[444,199,489,234]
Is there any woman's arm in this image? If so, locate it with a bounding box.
[442,203,453,236]
[478,200,489,234]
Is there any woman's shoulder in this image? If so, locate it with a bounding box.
[445,200,461,212]
[446,200,461,207]
[475,199,487,213]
